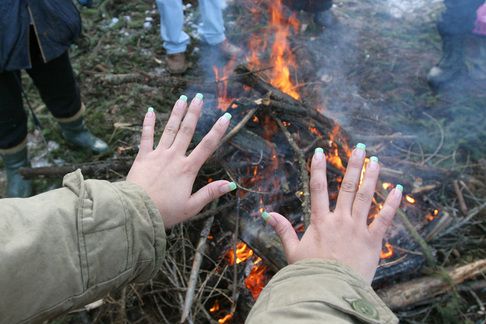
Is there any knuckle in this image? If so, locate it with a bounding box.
[205,186,217,201]
[355,191,370,203]
[164,125,178,136]
[309,179,324,192]
[201,137,217,151]
[275,221,290,237]
[180,125,193,136]
[341,180,357,193]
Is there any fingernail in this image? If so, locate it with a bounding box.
[261,211,270,222]
[356,143,366,150]
[368,156,379,169]
[396,184,404,192]
[195,93,204,100]
[223,112,232,120]
[314,147,324,160]
[220,182,237,193]
[354,143,366,158]
[179,95,188,102]
[147,107,154,116]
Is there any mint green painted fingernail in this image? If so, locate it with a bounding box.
[147,107,154,113]
[179,95,187,101]
[396,184,404,192]
[315,147,324,154]
[223,112,232,120]
[195,93,203,100]
[370,156,378,163]
[228,182,237,191]
[261,211,270,222]
[356,143,366,150]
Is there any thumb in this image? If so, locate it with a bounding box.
[188,180,237,216]
[262,212,299,261]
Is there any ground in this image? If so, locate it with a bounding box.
[2,0,485,323]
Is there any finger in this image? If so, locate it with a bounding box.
[187,180,237,216]
[352,156,380,224]
[309,148,329,223]
[262,212,299,260]
[171,93,203,153]
[138,107,156,157]
[335,143,367,215]
[158,95,188,149]
[369,185,403,239]
[188,112,231,169]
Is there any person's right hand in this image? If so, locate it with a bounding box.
[127,94,236,228]
[262,145,402,284]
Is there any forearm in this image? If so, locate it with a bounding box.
[246,259,398,324]
[0,170,166,323]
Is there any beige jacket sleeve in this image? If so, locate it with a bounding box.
[0,170,166,324]
[246,259,398,324]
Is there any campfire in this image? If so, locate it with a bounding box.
[17,0,486,323]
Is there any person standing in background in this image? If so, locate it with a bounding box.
[0,0,109,198]
[155,0,242,74]
[427,0,485,88]
[283,0,338,28]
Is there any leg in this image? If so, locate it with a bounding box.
[0,70,32,197]
[26,30,108,154]
[0,71,28,150]
[428,0,484,88]
[199,0,226,45]
[155,0,190,54]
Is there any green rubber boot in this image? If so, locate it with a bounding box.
[2,146,32,198]
[59,117,109,154]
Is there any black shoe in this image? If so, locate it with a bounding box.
[314,10,338,28]
[427,35,466,89]
[3,146,32,198]
[59,117,109,154]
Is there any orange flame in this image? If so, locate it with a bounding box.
[426,209,439,222]
[218,313,233,324]
[244,257,267,299]
[226,242,254,265]
[209,300,220,313]
[213,54,238,111]
[247,0,300,99]
[382,182,392,190]
[380,242,394,259]
[405,195,416,204]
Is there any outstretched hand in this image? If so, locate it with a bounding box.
[127,94,236,228]
[263,145,402,284]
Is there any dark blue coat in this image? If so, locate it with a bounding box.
[0,0,81,72]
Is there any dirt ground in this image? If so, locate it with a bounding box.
[2,0,485,323]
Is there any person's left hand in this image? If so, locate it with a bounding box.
[127,94,236,228]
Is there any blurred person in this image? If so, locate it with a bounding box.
[0,0,109,198]
[427,0,485,88]
[283,0,338,28]
[0,94,402,323]
[155,0,242,74]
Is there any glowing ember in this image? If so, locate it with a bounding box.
[426,209,440,222]
[218,313,233,324]
[226,242,254,265]
[244,257,267,299]
[209,300,220,313]
[382,182,392,190]
[380,242,394,259]
[405,195,416,204]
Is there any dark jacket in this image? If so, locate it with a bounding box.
[0,0,81,73]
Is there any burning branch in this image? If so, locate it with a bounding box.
[275,117,311,228]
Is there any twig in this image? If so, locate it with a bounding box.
[453,180,468,215]
[422,112,444,165]
[218,108,257,148]
[438,201,486,238]
[180,205,216,323]
[275,117,311,228]
[230,195,241,315]
[377,259,486,310]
